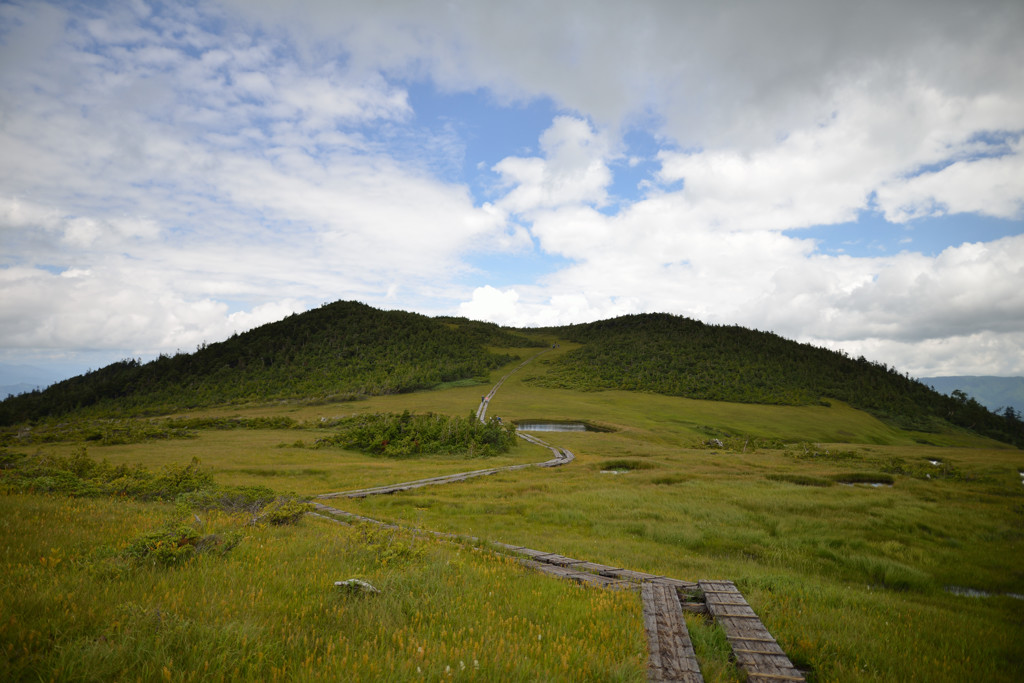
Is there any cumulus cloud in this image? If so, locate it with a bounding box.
[2,0,1022,381]
[0,0,521,361]
[877,144,1024,222]
[493,116,613,216]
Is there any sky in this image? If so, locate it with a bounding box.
[1,0,1023,389]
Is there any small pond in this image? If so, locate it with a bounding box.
[516,421,590,432]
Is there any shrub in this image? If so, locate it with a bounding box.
[123,524,202,567]
[252,499,314,526]
[315,411,518,458]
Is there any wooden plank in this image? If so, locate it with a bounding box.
[534,553,584,567]
[641,583,704,682]
[699,580,804,683]
[570,561,622,573]
[509,547,553,558]
[519,559,633,590]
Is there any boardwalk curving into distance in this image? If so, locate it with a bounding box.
[312,348,805,682]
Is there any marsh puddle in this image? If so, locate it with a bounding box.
[516,421,590,432]
[946,586,1024,600]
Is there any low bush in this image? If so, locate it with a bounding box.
[252,499,314,526]
[315,411,518,458]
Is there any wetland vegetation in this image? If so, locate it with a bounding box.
[2,303,1022,681]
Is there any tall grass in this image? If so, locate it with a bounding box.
[3,348,1023,680]
[0,494,644,681]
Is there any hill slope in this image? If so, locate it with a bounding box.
[537,313,1023,447]
[3,305,1021,447]
[0,301,535,424]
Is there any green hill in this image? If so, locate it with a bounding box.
[2,304,1021,447]
[1,305,1022,681]
[532,313,1023,447]
[0,301,535,424]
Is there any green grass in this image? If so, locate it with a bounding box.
[3,347,1023,681]
[0,494,644,682]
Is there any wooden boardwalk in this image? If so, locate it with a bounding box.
[699,580,805,683]
[310,351,806,682]
[316,433,572,500]
[313,500,805,682]
[642,582,704,682]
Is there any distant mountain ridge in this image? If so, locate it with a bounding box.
[922,376,1024,414]
[0,363,59,399]
[1,383,45,400]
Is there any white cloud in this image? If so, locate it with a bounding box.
[493,116,613,216]
[877,146,1024,222]
[0,1,524,361]
[2,0,1022,383]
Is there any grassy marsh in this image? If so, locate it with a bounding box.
[2,348,1023,681]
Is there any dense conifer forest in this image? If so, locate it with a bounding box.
[531,313,1024,447]
[0,302,533,424]
[2,304,1020,447]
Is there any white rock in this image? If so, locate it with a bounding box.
[334,579,380,594]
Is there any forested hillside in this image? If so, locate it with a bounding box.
[0,302,533,424]
[538,313,1024,446]
[4,305,1021,447]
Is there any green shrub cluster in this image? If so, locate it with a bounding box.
[0,448,214,500]
[0,449,313,521]
[315,411,518,457]
[1,418,195,447]
[163,416,298,430]
[121,524,243,567]
[251,499,314,526]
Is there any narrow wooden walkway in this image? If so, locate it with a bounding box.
[699,580,805,683]
[316,433,572,500]
[309,350,807,681]
[642,582,704,682]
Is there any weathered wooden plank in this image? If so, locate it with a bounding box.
[509,547,554,558]
[641,583,704,682]
[699,580,804,683]
[519,559,634,590]
[533,553,584,567]
[599,568,658,581]
[651,576,701,590]
[570,561,622,573]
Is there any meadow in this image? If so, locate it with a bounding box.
[2,345,1023,681]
